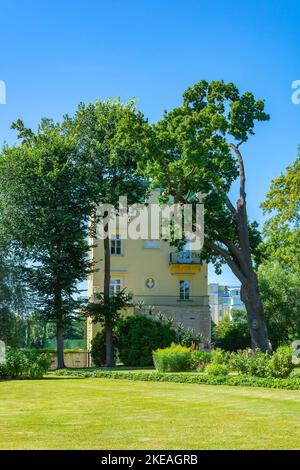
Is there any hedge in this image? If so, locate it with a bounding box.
[52,368,300,390]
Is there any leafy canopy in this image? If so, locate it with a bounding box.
[139,80,269,272]
[261,151,300,272]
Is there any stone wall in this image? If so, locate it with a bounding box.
[135,305,211,347]
[49,351,88,370]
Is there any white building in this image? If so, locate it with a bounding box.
[208,284,244,324]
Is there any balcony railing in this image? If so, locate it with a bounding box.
[133,295,209,307]
[169,252,202,264]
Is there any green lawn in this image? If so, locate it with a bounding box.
[0,377,300,450]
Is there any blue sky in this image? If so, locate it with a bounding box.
[0,0,299,286]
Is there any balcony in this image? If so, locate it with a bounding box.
[133,295,209,307]
[169,252,202,264]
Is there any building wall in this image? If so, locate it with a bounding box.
[208,283,244,324]
[90,238,208,300]
[88,237,210,349]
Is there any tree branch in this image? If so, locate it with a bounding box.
[229,143,246,207]
[225,195,237,216]
[204,235,247,284]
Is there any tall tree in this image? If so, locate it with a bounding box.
[259,152,300,348]
[257,261,300,349]
[139,80,271,351]
[0,119,94,368]
[0,249,31,346]
[261,151,300,273]
[67,99,151,366]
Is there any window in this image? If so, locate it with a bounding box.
[143,240,161,249]
[111,235,122,255]
[178,239,192,262]
[179,280,190,300]
[110,279,121,296]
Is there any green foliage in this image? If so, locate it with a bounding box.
[178,327,195,348]
[257,262,300,348]
[0,347,51,379]
[269,346,294,379]
[0,251,32,318]
[153,343,192,372]
[228,350,250,375]
[205,363,229,376]
[229,349,270,377]
[261,152,300,272]
[190,350,211,371]
[117,316,176,367]
[0,309,26,347]
[0,119,94,367]
[91,330,106,367]
[246,350,271,378]
[229,347,294,379]
[138,80,269,273]
[23,350,51,379]
[211,320,218,346]
[68,99,151,366]
[53,368,300,391]
[0,100,152,367]
[67,98,151,212]
[91,330,116,367]
[211,348,231,365]
[84,290,132,328]
[217,313,251,351]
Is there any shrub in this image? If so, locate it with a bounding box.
[191,350,211,371]
[117,316,176,367]
[4,347,27,377]
[153,343,192,372]
[0,347,51,379]
[229,347,293,379]
[229,349,250,374]
[205,363,229,376]
[178,327,194,348]
[91,330,117,367]
[245,349,271,377]
[217,314,251,351]
[229,348,271,377]
[23,350,51,379]
[269,346,294,378]
[211,348,230,365]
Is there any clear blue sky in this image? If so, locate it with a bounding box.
[0,0,299,286]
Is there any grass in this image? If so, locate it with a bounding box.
[0,377,300,449]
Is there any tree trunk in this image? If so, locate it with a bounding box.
[240,271,271,352]
[105,325,114,367]
[56,323,65,369]
[54,286,65,369]
[205,143,272,352]
[103,217,115,367]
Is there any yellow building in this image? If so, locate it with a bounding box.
[87,194,211,351]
